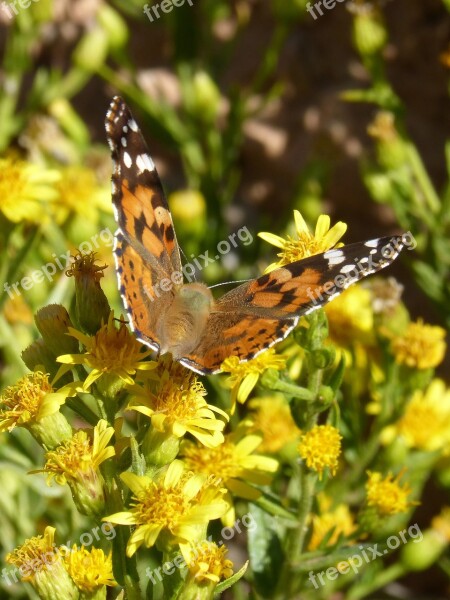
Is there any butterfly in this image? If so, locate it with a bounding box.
[105,96,405,375]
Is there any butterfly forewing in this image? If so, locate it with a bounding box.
[106,96,183,351]
[105,96,181,277]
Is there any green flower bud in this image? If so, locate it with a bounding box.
[186,71,221,123]
[66,252,110,334]
[35,304,79,357]
[73,27,109,72]
[22,339,57,375]
[400,529,444,571]
[352,10,387,56]
[363,169,395,204]
[311,347,335,370]
[68,474,107,517]
[98,4,128,49]
[143,428,180,468]
[29,410,73,450]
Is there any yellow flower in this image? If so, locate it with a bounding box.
[325,285,374,347]
[105,460,228,556]
[366,470,416,516]
[180,432,278,524]
[0,371,75,448]
[57,311,156,392]
[298,424,342,479]
[247,396,301,454]
[128,357,228,449]
[258,210,347,272]
[37,420,115,516]
[367,111,398,142]
[52,165,111,224]
[64,545,116,592]
[390,319,446,370]
[381,380,450,452]
[0,156,60,223]
[308,494,357,550]
[180,540,234,583]
[6,527,79,599]
[221,349,286,412]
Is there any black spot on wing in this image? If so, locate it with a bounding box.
[258,273,271,286]
[151,194,165,210]
[165,224,175,242]
[134,214,146,243]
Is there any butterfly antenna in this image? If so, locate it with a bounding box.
[208,278,251,289]
[179,246,197,282]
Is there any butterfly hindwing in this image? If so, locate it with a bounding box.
[180,313,296,374]
[113,232,173,352]
[180,236,404,374]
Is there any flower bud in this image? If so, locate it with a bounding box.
[22,339,57,375]
[66,252,110,334]
[352,9,387,56]
[73,27,109,72]
[98,4,128,49]
[35,304,79,357]
[400,529,444,571]
[185,71,221,123]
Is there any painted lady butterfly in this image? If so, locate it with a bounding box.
[105,96,405,375]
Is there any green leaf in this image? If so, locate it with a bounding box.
[215,561,249,595]
[247,504,285,598]
[255,491,298,522]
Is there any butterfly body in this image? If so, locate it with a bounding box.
[157,283,214,358]
[106,96,406,375]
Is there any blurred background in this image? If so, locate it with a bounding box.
[0,0,449,598]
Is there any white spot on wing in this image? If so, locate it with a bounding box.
[341,264,356,274]
[136,153,155,173]
[121,137,127,147]
[123,151,132,169]
[323,249,345,265]
[365,239,379,248]
[128,119,138,132]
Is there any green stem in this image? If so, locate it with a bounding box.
[0,315,28,375]
[406,143,441,214]
[347,562,406,600]
[123,575,142,600]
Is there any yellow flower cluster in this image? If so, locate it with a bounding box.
[3,206,448,599]
[298,425,342,479]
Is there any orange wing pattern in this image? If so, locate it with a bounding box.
[106,97,406,376]
[106,96,181,351]
[181,238,405,374]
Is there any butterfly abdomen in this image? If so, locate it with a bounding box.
[158,283,214,359]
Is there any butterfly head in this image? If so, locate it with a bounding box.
[178,282,214,310]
